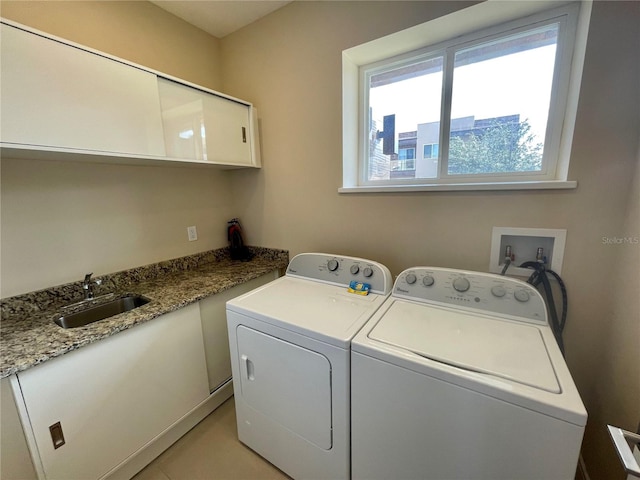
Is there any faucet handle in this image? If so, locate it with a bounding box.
[83,272,101,288]
[82,273,102,300]
[83,273,101,284]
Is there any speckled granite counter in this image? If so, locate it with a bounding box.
[0,247,288,379]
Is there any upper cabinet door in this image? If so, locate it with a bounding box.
[158,78,258,167]
[0,23,166,156]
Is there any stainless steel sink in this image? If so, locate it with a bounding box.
[54,295,150,329]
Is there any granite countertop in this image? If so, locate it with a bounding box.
[0,247,289,379]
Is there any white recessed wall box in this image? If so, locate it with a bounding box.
[490,227,567,277]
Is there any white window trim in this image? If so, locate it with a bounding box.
[340,0,592,193]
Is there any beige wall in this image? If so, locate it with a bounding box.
[1,159,237,296]
[221,1,639,478]
[0,1,231,296]
[0,1,638,478]
[590,144,640,477]
[0,0,222,90]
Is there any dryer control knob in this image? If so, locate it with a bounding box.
[327,259,339,271]
[491,286,506,297]
[405,273,417,284]
[363,267,374,278]
[423,275,435,287]
[350,265,360,275]
[514,289,530,302]
[453,277,470,292]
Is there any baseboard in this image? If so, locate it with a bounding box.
[102,380,234,480]
[575,454,591,480]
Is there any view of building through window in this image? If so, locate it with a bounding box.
[367,22,558,182]
[387,114,543,179]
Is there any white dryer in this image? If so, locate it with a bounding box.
[226,253,392,479]
[351,267,587,480]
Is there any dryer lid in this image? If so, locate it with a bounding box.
[227,276,387,348]
[368,300,561,393]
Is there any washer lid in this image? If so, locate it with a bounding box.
[368,300,561,393]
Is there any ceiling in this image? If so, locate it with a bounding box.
[149,0,293,38]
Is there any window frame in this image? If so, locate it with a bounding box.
[341,1,591,193]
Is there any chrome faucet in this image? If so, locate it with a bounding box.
[82,273,102,300]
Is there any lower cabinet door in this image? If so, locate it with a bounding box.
[17,303,209,480]
[199,272,277,392]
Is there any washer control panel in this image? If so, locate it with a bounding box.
[394,267,547,323]
[286,253,393,295]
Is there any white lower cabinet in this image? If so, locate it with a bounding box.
[7,272,280,480]
[199,272,279,392]
[1,377,38,480]
[15,303,209,480]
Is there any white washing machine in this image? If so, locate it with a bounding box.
[226,253,392,479]
[351,266,587,480]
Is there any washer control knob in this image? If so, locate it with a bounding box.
[405,273,417,285]
[452,277,470,292]
[514,289,530,302]
[350,265,360,275]
[423,275,435,287]
[327,259,339,271]
[491,286,506,297]
[363,267,373,278]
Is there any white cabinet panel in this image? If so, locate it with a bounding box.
[0,22,165,156]
[16,303,208,480]
[0,377,38,480]
[199,272,277,392]
[158,78,257,167]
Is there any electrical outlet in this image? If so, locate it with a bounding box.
[187,226,198,242]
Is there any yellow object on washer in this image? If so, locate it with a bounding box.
[348,281,371,295]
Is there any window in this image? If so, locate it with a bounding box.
[342,2,591,192]
[389,148,416,178]
[398,148,415,160]
[423,144,438,159]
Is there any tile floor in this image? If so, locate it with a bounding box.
[132,397,290,480]
[132,398,585,480]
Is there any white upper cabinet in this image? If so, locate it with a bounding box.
[0,20,261,168]
[159,78,259,167]
[0,22,166,157]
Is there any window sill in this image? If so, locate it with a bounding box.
[338,180,577,193]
